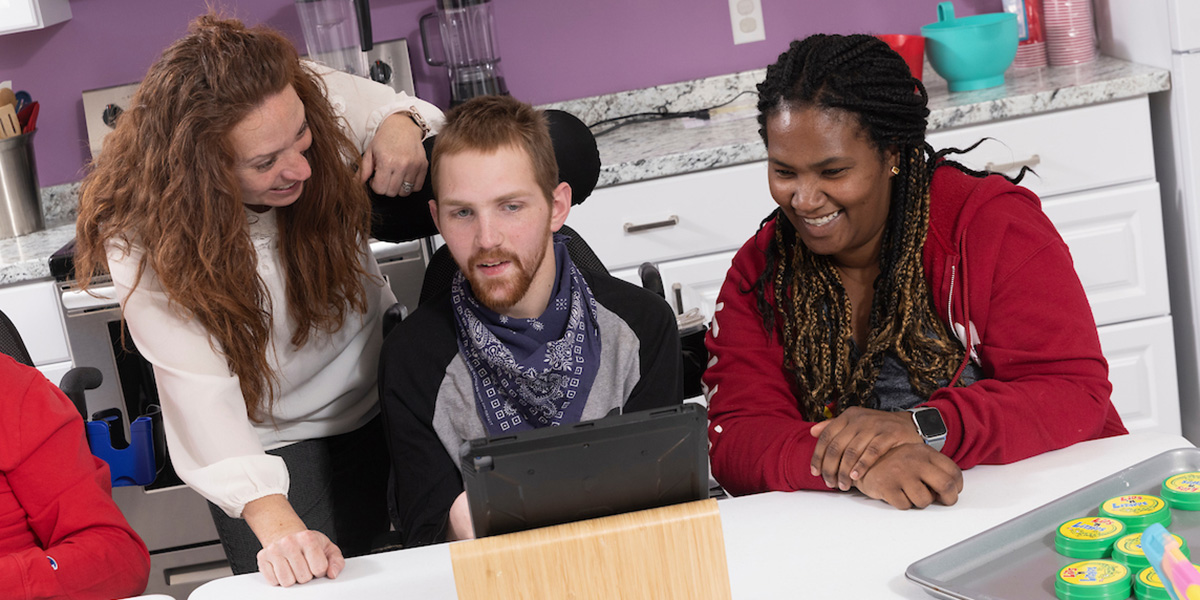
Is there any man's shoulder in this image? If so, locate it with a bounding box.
[381,292,459,367]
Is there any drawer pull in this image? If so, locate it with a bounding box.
[624,215,679,234]
[986,154,1041,173]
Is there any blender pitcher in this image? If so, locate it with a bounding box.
[419,0,508,105]
[295,0,373,77]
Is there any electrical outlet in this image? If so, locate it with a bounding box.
[729,0,766,45]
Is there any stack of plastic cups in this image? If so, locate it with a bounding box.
[1010,0,1048,68]
[1043,0,1097,65]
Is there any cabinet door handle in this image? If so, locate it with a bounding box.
[624,215,679,233]
[986,154,1041,173]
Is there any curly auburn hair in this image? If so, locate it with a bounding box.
[754,33,1021,422]
[74,13,374,421]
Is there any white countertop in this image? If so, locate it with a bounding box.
[188,432,1193,599]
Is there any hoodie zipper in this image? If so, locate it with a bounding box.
[947,264,956,329]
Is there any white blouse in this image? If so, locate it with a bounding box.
[106,66,442,517]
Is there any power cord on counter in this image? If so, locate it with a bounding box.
[588,90,758,137]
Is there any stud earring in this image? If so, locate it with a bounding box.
[891,166,900,175]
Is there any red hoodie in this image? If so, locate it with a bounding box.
[0,355,150,599]
[705,166,1127,495]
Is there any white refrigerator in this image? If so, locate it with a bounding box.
[1099,0,1200,441]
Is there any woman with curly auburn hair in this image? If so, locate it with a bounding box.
[704,33,1126,510]
[73,13,442,586]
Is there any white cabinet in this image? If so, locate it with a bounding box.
[568,160,776,318]
[928,97,1177,434]
[0,279,71,385]
[0,0,70,34]
[0,279,69,362]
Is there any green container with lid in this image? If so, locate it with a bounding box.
[1134,563,1200,600]
[1113,532,1190,571]
[1135,566,1173,600]
[1055,560,1132,600]
[1098,495,1172,533]
[1056,517,1127,558]
[1162,472,1200,510]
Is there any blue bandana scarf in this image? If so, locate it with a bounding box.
[451,234,603,435]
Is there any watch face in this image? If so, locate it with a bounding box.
[914,408,948,438]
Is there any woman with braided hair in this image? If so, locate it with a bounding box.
[704,33,1126,509]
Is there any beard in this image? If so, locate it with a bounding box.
[466,238,550,314]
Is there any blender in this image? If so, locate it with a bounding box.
[419,0,508,105]
[295,0,373,78]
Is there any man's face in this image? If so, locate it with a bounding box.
[431,145,571,318]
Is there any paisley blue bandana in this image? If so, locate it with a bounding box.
[451,234,602,435]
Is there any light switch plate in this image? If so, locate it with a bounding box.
[729,0,766,45]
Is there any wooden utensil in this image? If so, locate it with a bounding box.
[0,104,20,139]
[0,88,15,110]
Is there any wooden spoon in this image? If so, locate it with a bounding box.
[0,88,16,110]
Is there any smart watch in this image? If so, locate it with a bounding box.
[906,406,947,452]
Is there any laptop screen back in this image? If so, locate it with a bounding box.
[460,403,708,538]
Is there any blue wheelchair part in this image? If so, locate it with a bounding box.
[85,407,158,487]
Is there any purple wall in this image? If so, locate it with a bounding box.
[0,0,998,186]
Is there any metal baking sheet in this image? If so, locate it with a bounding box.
[907,448,1200,599]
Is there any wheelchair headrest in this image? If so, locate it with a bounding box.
[545,109,601,206]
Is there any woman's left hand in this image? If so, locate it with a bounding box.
[809,406,924,491]
[360,112,427,197]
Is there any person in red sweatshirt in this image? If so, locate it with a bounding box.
[704,33,1127,509]
[0,354,150,598]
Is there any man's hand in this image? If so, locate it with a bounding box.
[853,443,963,509]
[242,494,345,587]
[809,406,923,491]
[360,112,427,197]
[256,529,345,587]
[447,491,476,541]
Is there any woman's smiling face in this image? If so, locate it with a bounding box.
[765,104,898,269]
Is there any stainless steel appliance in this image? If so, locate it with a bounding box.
[53,239,426,597]
[419,0,508,105]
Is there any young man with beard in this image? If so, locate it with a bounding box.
[378,95,683,546]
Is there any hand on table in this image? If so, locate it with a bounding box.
[852,443,963,509]
[809,406,923,491]
[360,112,427,197]
[256,529,345,587]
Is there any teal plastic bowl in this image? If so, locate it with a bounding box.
[920,2,1018,92]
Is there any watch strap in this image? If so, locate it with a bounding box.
[398,109,430,140]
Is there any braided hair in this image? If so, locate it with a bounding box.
[753,33,1005,422]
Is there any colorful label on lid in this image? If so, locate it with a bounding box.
[1115,533,1184,557]
[1138,567,1166,588]
[1165,473,1200,494]
[1059,561,1129,586]
[1102,495,1167,516]
[1059,517,1124,540]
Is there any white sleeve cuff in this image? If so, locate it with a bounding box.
[182,454,291,518]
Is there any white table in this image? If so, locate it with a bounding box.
[189,432,1192,599]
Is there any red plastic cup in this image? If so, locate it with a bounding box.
[877,34,926,80]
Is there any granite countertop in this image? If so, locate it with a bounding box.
[542,55,1170,188]
[0,56,1170,287]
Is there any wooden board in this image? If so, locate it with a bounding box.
[450,499,731,600]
